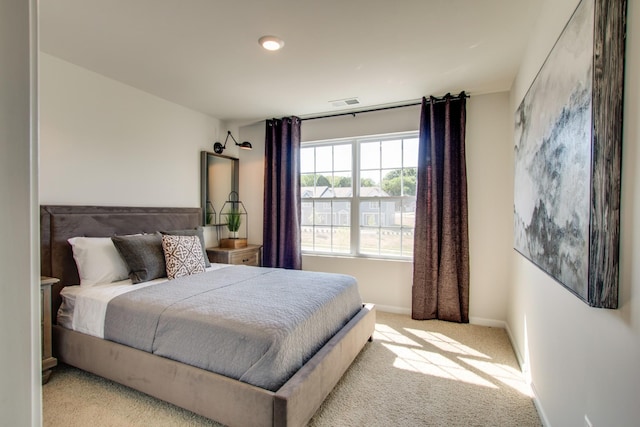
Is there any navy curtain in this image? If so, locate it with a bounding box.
[263,117,302,269]
[412,93,469,322]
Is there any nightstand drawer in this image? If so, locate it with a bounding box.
[207,244,262,267]
[229,249,260,266]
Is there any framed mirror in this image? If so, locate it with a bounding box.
[200,151,239,226]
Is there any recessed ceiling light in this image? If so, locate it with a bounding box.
[259,35,285,51]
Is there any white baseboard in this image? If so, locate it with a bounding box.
[530,382,551,427]
[469,316,506,328]
[505,323,526,368]
[375,307,507,330]
[505,323,551,427]
[374,304,411,315]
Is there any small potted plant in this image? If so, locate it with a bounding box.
[219,192,247,248]
[226,209,241,239]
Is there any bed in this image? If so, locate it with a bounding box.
[41,205,375,427]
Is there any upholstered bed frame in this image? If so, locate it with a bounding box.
[40,205,376,427]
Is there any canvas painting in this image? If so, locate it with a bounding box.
[514,0,625,308]
[514,0,593,298]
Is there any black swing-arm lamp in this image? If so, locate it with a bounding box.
[213,131,252,154]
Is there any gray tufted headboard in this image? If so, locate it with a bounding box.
[40,205,201,323]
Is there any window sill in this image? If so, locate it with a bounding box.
[302,252,413,264]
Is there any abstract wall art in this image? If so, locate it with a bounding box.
[513,0,626,308]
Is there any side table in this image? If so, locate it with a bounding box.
[41,276,58,384]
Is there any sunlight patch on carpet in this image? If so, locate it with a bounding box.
[459,357,533,397]
[404,328,491,359]
[374,323,422,347]
[382,342,497,388]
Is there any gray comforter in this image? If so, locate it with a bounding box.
[104,266,363,391]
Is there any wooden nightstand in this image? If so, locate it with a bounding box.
[207,244,262,267]
[41,276,58,384]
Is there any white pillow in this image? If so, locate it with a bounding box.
[68,237,129,286]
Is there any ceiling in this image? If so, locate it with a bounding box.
[39,0,542,123]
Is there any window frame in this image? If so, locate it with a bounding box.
[301,131,418,260]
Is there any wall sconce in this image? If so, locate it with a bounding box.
[213,131,252,154]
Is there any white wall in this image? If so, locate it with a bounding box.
[240,93,513,323]
[508,0,640,426]
[0,1,40,425]
[39,53,222,209]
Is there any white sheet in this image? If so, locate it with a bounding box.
[58,264,230,338]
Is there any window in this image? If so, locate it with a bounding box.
[301,132,418,259]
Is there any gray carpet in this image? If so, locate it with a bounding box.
[43,311,541,427]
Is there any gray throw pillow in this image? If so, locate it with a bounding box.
[161,226,211,268]
[111,233,166,284]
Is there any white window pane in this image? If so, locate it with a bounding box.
[301,147,315,173]
[331,172,352,196]
[404,168,418,196]
[360,169,380,189]
[402,228,415,256]
[301,201,313,225]
[314,227,331,252]
[380,228,402,256]
[360,141,380,169]
[381,169,401,196]
[333,144,352,172]
[380,200,399,226]
[301,174,317,198]
[402,197,417,227]
[361,201,379,226]
[403,138,419,168]
[360,228,380,255]
[332,227,351,253]
[315,146,332,172]
[381,139,402,169]
[317,215,331,226]
[301,226,314,250]
[312,174,332,194]
[315,200,331,225]
[301,173,315,187]
[333,201,351,226]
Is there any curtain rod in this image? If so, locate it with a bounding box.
[301,92,469,121]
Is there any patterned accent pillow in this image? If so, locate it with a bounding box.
[161,227,211,268]
[161,234,206,280]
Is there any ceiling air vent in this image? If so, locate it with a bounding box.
[330,98,360,107]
